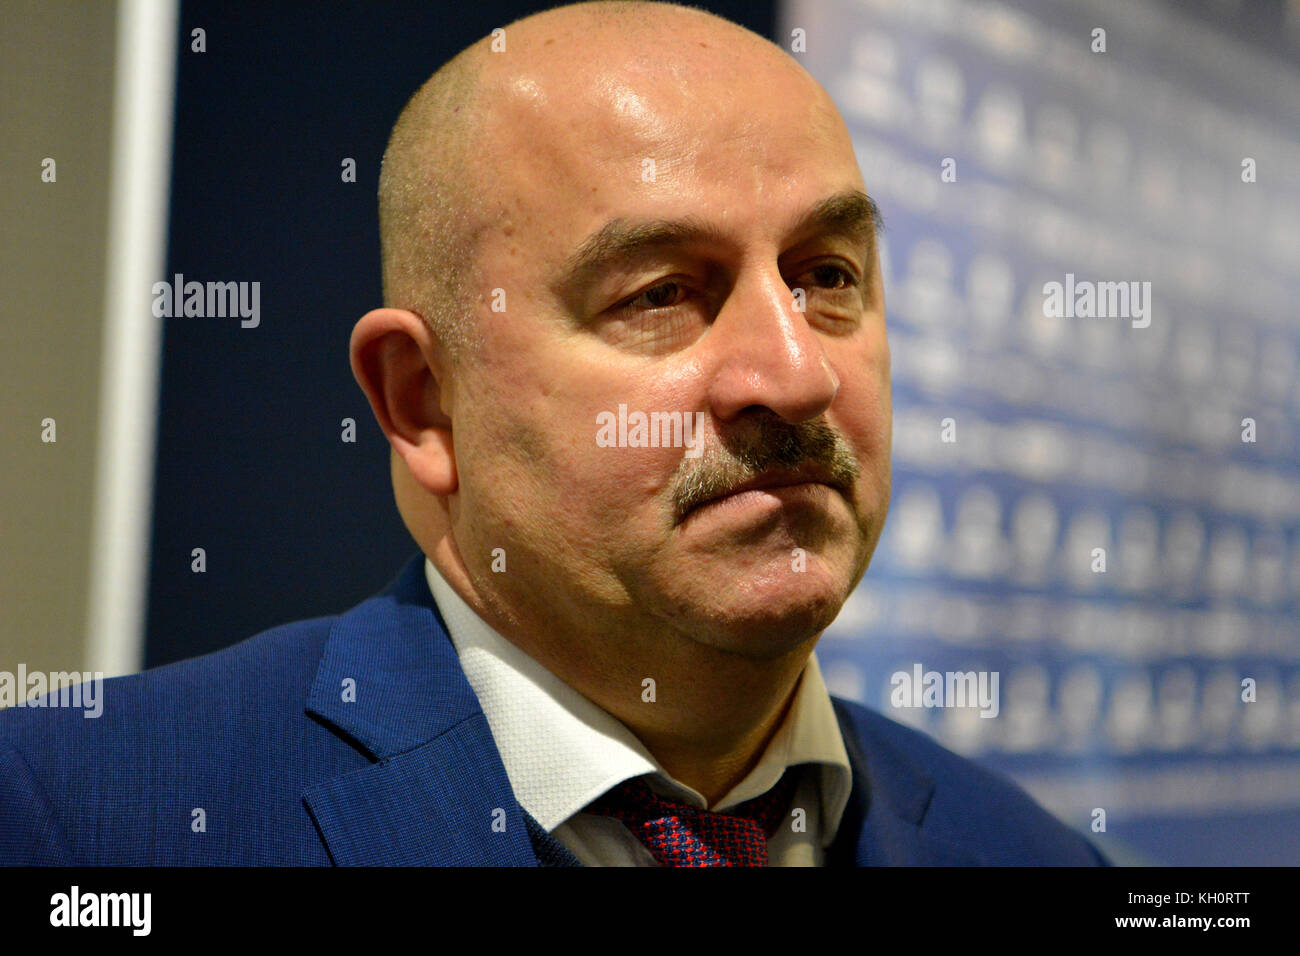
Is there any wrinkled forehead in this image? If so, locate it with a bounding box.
[469,46,860,273]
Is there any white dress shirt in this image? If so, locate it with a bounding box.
[425,559,853,866]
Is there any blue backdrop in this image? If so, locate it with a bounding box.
[788,0,1300,864]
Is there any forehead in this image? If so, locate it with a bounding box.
[473,50,861,268]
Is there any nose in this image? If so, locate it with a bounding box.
[703,263,840,425]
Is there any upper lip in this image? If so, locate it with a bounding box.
[695,464,841,511]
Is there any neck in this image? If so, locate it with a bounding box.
[627,661,809,805]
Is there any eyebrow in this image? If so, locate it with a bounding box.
[555,189,883,292]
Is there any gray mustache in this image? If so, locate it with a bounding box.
[671,416,859,521]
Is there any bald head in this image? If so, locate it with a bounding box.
[377,0,803,365]
[377,40,486,365]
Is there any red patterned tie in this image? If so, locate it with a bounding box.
[585,770,800,867]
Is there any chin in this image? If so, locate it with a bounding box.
[680,565,850,659]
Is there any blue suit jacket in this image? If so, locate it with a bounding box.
[0,554,1107,866]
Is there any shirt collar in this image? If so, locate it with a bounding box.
[425,559,852,842]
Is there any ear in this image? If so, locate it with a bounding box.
[349,307,457,496]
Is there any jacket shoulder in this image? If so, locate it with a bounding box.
[833,697,1109,865]
[0,614,356,865]
[0,613,335,747]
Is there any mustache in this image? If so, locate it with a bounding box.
[670,415,860,522]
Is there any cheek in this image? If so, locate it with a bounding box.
[457,379,646,544]
[829,348,892,529]
[836,339,891,456]
[451,362,557,520]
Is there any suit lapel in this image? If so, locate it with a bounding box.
[302,554,538,866]
[827,698,985,865]
[523,809,584,867]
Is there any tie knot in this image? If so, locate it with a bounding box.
[585,770,800,867]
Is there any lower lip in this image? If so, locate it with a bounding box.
[685,482,835,522]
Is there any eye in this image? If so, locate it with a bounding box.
[623,280,689,311]
[801,263,859,290]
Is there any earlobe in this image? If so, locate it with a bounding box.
[350,308,457,497]
[406,426,459,497]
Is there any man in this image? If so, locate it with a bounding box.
[0,0,1106,866]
